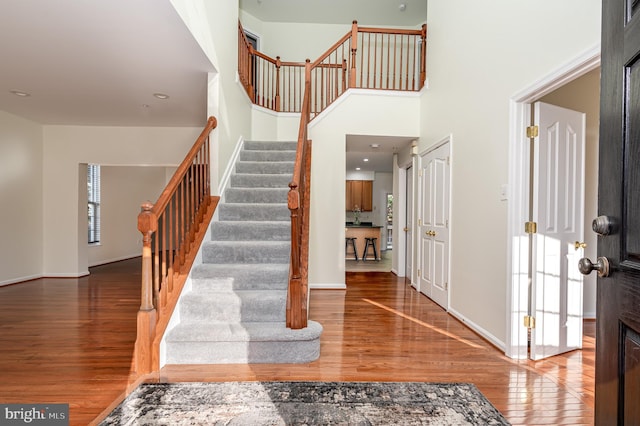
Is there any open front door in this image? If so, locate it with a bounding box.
[529,101,586,360]
[594,0,640,422]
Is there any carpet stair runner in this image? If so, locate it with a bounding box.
[165,141,322,364]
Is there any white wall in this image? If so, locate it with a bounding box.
[421,0,601,346]
[171,0,253,192]
[539,68,600,319]
[0,111,43,285]
[42,125,202,277]
[88,166,170,267]
[308,90,420,287]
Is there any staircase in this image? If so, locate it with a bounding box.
[164,141,322,364]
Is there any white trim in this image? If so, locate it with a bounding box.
[251,104,300,119]
[309,88,421,129]
[42,271,90,278]
[88,254,139,268]
[584,311,596,320]
[310,282,347,289]
[448,307,506,351]
[505,44,601,359]
[218,136,245,198]
[0,274,43,287]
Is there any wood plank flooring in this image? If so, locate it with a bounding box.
[0,258,594,425]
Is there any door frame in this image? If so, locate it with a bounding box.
[505,46,600,359]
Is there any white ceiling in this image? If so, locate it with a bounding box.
[239,0,427,27]
[0,0,213,126]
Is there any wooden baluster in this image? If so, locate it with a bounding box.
[160,212,167,307]
[386,33,391,89]
[420,24,427,89]
[393,34,398,90]
[136,202,157,374]
[275,56,281,111]
[350,20,358,87]
[411,36,417,91]
[342,59,347,93]
[168,196,174,292]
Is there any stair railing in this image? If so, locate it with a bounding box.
[134,116,219,375]
[287,61,312,329]
[239,20,427,118]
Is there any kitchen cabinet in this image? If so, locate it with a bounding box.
[346,180,372,211]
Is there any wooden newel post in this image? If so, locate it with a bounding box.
[350,20,358,88]
[275,56,281,111]
[135,201,158,374]
[420,24,427,89]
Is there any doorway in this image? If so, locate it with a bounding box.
[506,48,600,359]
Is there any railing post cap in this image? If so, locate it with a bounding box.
[207,116,217,127]
[141,201,154,212]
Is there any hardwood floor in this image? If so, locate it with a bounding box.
[0,258,594,425]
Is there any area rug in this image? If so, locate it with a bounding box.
[99,381,510,425]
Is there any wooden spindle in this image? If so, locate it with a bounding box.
[275,56,281,111]
[420,24,427,89]
[350,21,358,87]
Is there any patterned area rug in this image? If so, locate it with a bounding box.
[100,381,510,425]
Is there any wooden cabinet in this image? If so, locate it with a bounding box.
[346,180,372,211]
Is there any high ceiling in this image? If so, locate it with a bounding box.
[239,0,427,27]
[0,0,213,127]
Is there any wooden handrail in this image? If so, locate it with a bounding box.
[287,61,312,329]
[134,116,219,375]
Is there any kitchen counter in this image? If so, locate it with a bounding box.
[345,225,382,260]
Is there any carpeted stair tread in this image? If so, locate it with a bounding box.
[166,320,323,343]
[240,150,296,162]
[202,240,290,264]
[210,221,290,241]
[235,161,294,174]
[218,203,290,221]
[179,290,286,323]
[224,187,289,203]
[230,173,293,188]
[244,141,298,151]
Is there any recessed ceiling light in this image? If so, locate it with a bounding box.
[363,158,369,162]
[10,90,30,97]
[370,144,380,148]
[356,167,361,171]
[153,93,170,100]
[399,3,407,12]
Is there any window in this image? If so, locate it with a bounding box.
[88,164,101,244]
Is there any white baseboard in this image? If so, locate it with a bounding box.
[89,254,139,268]
[0,274,43,287]
[43,271,90,278]
[310,282,347,290]
[448,307,506,352]
[218,136,245,197]
[584,311,596,320]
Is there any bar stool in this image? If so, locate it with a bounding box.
[345,237,359,261]
[363,237,379,261]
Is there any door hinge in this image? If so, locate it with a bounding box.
[419,169,423,177]
[446,219,449,228]
[524,315,536,329]
[418,268,421,276]
[524,221,537,234]
[418,219,422,226]
[447,156,450,165]
[445,282,448,290]
[526,125,539,138]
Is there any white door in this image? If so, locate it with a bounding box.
[530,101,585,360]
[418,142,450,309]
[406,166,415,287]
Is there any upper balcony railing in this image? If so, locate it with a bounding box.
[238,21,426,119]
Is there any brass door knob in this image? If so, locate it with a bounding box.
[574,241,587,250]
[425,230,436,237]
